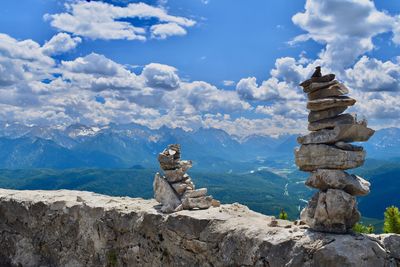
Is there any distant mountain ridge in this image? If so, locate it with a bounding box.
[0,122,398,169]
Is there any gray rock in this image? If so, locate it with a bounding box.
[308,113,357,131]
[164,168,185,182]
[307,96,356,111]
[304,79,338,93]
[308,83,349,100]
[300,74,336,89]
[298,123,375,144]
[308,106,347,122]
[170,182,188,195]
[0,188,398,267]
[182,195,213,209]
[305,169,370,196]
[334,141,364,151]
[300,189,360,233]
[153,173,181,213]
[184,188,207,198]
[379,234,400,259]
[295,144,365,171]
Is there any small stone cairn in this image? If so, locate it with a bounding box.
[153,144,220,213]
[295,67,375,233]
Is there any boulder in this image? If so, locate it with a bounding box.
[307,96,356,111]
[153,173,181,213]
[300,189,360,233]
[308,113,357,131]
[305,169,370,196]
[308,83,349,100]
[300,74,336,88]
[182,195,213,209]
[308,106,348,123]
[298,123,375,144]
[295,144,365,171]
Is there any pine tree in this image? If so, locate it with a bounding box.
[279,209,288,220]
[353,223,374,234]
[383,206,400,234]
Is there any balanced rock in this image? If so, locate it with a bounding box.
[295,144,365,171]
[308,83,349,100]
[307,96,356,111]
[154,144,219,213]
[298,123,375,144]
[308,113,357,131]
[305,169,370,196]
[153,172,181,213]
[300,74,336,89]
[308,106,347,122]
[300,189,360,233]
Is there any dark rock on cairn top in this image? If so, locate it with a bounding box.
[154,144,220,213]
[295,67,375,234]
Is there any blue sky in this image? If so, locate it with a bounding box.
[0,0,399,137]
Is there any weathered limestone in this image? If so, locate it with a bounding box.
[308,83,349,100]
[295,144,365,171]
[307,96,356,111]
[153,144,219,213]
[300,74,336,88]
[0,189,399,267]
[297,67,375,233]
[298,123,375,144]
[305,169,370,196]
[300,189,360,234]
[308,113,357,131]
[308,106,347,122]
[153,173,181,213]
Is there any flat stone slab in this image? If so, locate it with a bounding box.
[307,96,356,111]
[298,123,375,144]
[305,169,370,196]
[308,83,349,100]
[300,74,336,89]
[0,189,398,267]
[308,106,347,122]
[153,173,181,213]
[300,189,360,234]
[295,144,365,171]
[308,113,357,131]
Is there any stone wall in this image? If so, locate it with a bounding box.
[0,189,399,267]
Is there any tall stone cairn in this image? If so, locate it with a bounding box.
[153,144,220,213]
[295,67,375,234]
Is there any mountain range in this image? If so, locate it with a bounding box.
[0,121,398,170]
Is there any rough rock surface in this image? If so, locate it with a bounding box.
[295,144,366,171]
[298,124,375,144]
[305,169,370,196]
[0,189,399,267]
[300,189,360,234]
[308,83,349,100]
[153,173,181,213]
[308,113,357,131]
[307,97,356,111]
[308,106,347,122]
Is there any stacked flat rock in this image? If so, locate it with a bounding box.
[295,68,375,234]
[153,144,220,213]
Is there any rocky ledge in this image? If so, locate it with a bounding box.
[0,189,399,267]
